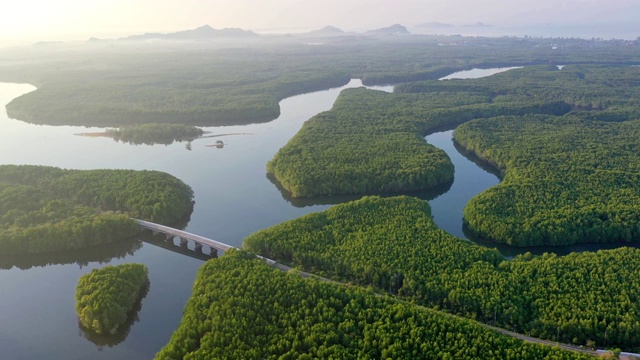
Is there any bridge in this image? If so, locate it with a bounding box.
[136,218,234,257]
[134,219,281,268]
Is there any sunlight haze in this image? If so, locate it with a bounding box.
[0,0,638,46]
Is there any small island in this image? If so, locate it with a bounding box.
[76,263,149,335]
[77,123,205,145]
[106,123,204,145]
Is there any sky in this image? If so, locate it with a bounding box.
[0,0,638,46]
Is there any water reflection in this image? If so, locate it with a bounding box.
[0,239,142,271]
[452,140,503,180]
[142,232,217,261]
[266,172,453,208]
[463,224,640,258]
[78,281,150,349]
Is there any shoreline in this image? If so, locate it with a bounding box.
[74,131,252,139]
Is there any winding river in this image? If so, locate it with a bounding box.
[0,67,623,358]
[0,80,396,359]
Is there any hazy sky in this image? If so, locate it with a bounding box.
[1,0,637,45]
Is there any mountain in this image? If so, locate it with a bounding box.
[123,25,258,41]
[366,24,410,35]
[309,26,345,35]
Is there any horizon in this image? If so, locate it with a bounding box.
[1,0,638,48]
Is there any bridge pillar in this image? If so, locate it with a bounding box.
[179,237,188,248]
[165,233,174,242]
[195,243,203,253]
[210,249,218,258]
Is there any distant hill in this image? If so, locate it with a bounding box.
[366,24,410,35]
[122,25,258,41]
[461,22,492,28]
[416,22,455,28]
[308,26,345,35]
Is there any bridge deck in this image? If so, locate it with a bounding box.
[135,219,234,252]
[134,218,283,268]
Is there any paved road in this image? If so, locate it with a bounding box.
[484,324,598,356]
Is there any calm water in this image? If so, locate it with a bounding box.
[425,130,499,239]
[0,66,629,358]
[439,67,521,80]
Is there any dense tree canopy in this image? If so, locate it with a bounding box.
[0,165,193,254]
[156,250,590,359]
[245,196,640,350]
[397,64,640,122]
[76,263,149,335]
[456,115,640,246]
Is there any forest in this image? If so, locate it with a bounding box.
[268,76,570,197]
[106,123,204,145]
[270,65,640,248]
[0,165,194,254]
[156,250,590,359]
[0,35,638,126]
[244,196,640,350]
[270,65,640,199]
[456,115,640,247]
[75,263,149,335]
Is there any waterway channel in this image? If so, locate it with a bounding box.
[0,67,627,358]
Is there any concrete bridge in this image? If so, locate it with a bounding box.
[135,218,233,257]
[133,219,281,267]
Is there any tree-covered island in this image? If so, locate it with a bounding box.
[76,263,149,335]
[0,165,194,254]
[105,123,204,145]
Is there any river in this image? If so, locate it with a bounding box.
[0,79,397,359]
[0,67,621,358]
